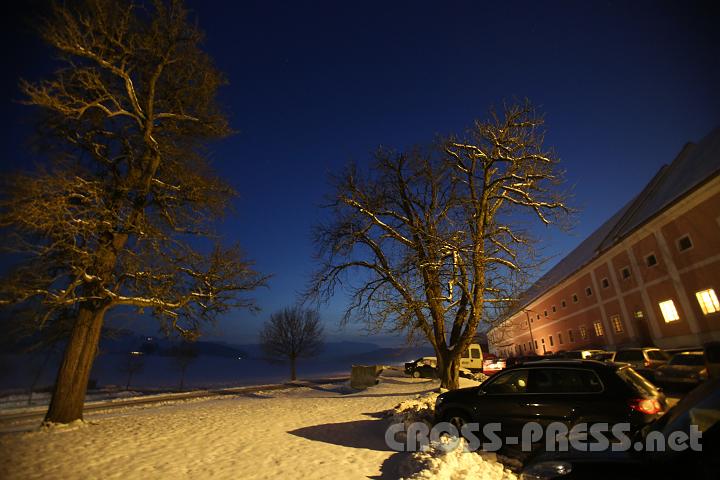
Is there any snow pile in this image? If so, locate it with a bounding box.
[474,372,489,383]
[387,390,440,438]
[399,438,518,480]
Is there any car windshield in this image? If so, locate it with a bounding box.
[615,350,644,362]
[647,350,669,361]
[616,366,658,396]
[669,354,705,366]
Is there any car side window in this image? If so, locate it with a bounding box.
[552,369,603,393]
[482,369,529,394]
[528,368,603,393]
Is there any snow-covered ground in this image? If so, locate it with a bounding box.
[0,368,514,480]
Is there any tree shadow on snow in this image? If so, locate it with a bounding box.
[288,419,394,452]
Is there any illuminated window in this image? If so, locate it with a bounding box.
[633,310,644,319]
[659,300,680,322]
[696,289,720,315]
[579,325,587,339]
[610,314,623,333]
[593,322,604,336]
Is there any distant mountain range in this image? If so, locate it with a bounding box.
[95,332,434,365]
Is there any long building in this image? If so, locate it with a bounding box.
[488,128,720,357]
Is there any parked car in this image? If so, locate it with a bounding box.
[613,348,669,380]
[520,376,720,479]
[654,351,708,389]
[482,357,507,375]
[434,360,667,438]
[589,351,615,362]
[404,356,437,378]
[556,350,606,360]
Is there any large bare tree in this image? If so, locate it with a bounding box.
[260,307,324,381]
[0,0,266,423]
[310,101,569,389]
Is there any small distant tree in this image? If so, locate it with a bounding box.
[171,341,197,391]
[120,351,145,390]
[260,307,324,381]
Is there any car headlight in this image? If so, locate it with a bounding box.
[521,461,572,480]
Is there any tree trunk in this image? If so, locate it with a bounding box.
[290,355,297,381]
[44,305,106,424]
[438,353,460,390]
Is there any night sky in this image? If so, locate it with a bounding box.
[1,1,719,346]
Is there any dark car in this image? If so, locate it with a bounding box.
[520,377,720,480]
[434,360,667,438]
[555,350,606,360]
[654,351,708,389]
[613,348,669,380]
[404,356,437,378]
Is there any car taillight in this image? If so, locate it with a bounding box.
[629,398,662,415]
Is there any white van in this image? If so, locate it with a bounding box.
[459,343,484,372]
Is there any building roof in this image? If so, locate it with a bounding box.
[508,127,720,317]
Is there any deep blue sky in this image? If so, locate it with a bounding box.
[2,1,719,346]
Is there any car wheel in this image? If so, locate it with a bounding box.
[412,370,421,378]
[443,411,471,432]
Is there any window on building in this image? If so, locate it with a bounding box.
[579,325,587,339]
[529,342,533,351]
[534,340,538,349]
[659,299,680,322]
[552,305,556,312]
[537,314,540,320]
[633,310,644,319]
[585,287,593,297]
[696,289,720,315]
[558,332,563,345]
[544,310,548,317]
[593,322,604,336]
[646,254,657,267]
[568,329,574,342]
[541,338,545,344]
[610,314,623,333]
[549,335,554,347]
[561,300,567,308]
[621,267,631,280]
[572,294,579,303]
[601,278,609,288]
[677,235,693,252]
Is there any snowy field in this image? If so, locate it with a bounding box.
[0,368,517,480]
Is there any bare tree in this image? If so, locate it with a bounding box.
[120,351,145,391]
[0,0,267,423]
[260,307,324,381]
[309,101,569,389]
[171,341,197,391]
